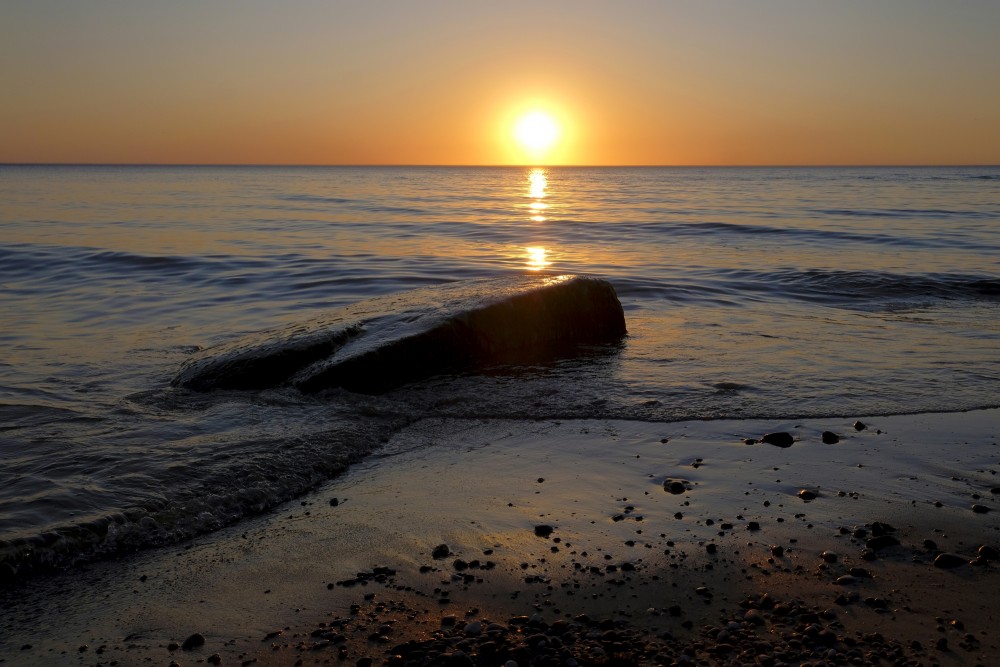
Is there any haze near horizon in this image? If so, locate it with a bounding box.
[2,1,999,166]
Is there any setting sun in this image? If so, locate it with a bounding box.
[508,109,565,163]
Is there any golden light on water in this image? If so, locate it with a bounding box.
[525,246,550,271]
[527,168,547,222]
[528,169,547,199]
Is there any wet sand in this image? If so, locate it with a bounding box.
[1,410,998,665]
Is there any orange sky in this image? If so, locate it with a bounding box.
[2,1,999,165]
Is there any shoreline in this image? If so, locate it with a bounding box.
[2,410,998,665]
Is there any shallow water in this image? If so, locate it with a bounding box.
[1,165,998,575]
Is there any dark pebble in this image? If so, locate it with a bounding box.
[432,544,451,559]
[870,521,895,536]
[208,654,222,665]
[747,521,761,531]
[182,633,206,651]
[977,545,1000,560]
[865,535,900,551]
[853,420,867,431]
[533,524,554,537]
[972,504,991,514]
[770,545,784,557]
[934,552,967,569]
[798,489,817,501]
[822,431,840,444]
[742,438,757,445]
[923,539,938,550]
[330,498,339,506]
[664,480,686,495]
[761,432,794,447]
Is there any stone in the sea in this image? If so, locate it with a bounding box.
[181,633,205,650]
[853,420,866,431]
[821,431,839,444]
[173,275,627,394]
[933,552,967,569]
[761,432,794,447]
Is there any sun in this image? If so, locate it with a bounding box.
[512,111,561,160]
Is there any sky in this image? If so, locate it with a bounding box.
[2,1,999,166]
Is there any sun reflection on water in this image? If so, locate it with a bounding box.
[525,246,550,271]
[527,168,547,222]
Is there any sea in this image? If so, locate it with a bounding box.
[1,165,998,580]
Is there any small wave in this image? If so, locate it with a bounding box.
[811,207,993,220]
[0,394,405,585]
[279,194,353,204]
[746,269,1000,305]
[596,220,972,251]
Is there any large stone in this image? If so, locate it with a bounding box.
[172,275,627,394]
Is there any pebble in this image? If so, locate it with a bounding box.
[432,544,451,559]
[853,420,867,431]
[865,535,900,551]
[798,489,817,501]
[821,550,838,563]
[821,431,839,444]
[972,504,991,514]
[181,632,205,650]
[761,432,794,447]
[933,552,967,569]
[533,524,554,537]
[663,479,687,495]
[977,545,999,560]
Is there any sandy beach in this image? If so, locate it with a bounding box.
[1,409,998,666]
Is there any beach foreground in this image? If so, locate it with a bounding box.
[2,410,998,666]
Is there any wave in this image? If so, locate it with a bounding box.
[809,207,995,220]
[0,392,405,585]
[613,269,1000,306]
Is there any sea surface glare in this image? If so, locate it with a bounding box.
[1,165,998,576]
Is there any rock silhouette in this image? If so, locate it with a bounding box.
[172,275,627,394]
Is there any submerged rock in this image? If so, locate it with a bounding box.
[172,275,627,394]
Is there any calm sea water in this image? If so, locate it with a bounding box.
[1,165,998,578]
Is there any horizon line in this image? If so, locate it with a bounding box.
[3,162,1000,169]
